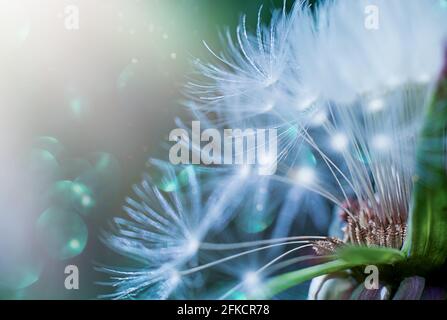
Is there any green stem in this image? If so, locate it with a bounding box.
[259,259,354,299]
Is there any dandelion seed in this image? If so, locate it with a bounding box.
[243,271,260,293]
[371,134,391,152]
[331,133,349,152]
[295,167,316,186]
[367,98,385,113]
[311,111,328,126]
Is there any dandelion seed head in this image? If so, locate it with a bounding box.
[311,110,328,126]
[100,159,252,299]
[243,271,260,289]
[168,269,181,287]
[367,98,385,113]
[103,0,447,300]
[331,133,349,152]
[371,134,392,152]
[295,167,316,186]
[99,161,210,299]
[184,236,200,256]
[297,95,318,111]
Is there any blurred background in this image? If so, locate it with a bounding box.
[0,0,321,299]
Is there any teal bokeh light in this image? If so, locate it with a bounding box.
[34,136,64,159]
[27,148,61,185]
[236,207,275,234]
[36,207,88,260]
[0,257,42,291]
